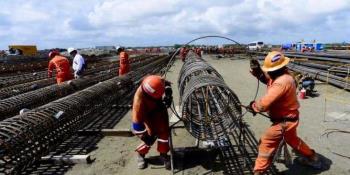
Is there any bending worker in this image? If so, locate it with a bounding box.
[48,50,72,84]
[131,75,173,170]
[117,47,130,76]
[68,47,86,79]
[248,51,321,174]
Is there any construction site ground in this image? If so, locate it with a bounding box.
[67,54,350,175]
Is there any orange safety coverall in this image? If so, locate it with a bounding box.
[252,73,315,173]
[48,55,72,84]
[195,48,202,57]
[180,48,187,61]
[119,51,130,76]
[132,86,170,155]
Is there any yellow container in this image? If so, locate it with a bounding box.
[8,45,37,56]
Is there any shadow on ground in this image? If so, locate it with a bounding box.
[170,147,224,174]
[281,153,332,175]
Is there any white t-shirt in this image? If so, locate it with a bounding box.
[72,54,85,72]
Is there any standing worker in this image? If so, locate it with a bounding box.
[131,75,173,170]
[48,50,72,84]
[195,47,202,57]
[248,51,322,175]
[117,47,130,76]
[67,47,86,79]
[179,47,188,62]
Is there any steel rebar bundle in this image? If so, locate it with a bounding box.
[177,51,278,174]
[0,55,169,120]
[0,54,171,174]
[178,51,242,140]
[0,55,160,100]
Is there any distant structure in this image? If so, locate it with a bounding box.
[95,46,116,50]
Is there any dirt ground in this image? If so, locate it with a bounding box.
[67,55,350,175]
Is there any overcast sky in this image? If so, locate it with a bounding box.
[0,0,349,49]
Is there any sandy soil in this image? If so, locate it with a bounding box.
[67,55,350,175]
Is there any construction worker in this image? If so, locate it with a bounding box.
[117,47,130,76]
[179,47,188,62]
[68,47,86,79]
[48,50,72,84]
[248,51,321,175]
[195,47,202,57]
[131,75,173,170]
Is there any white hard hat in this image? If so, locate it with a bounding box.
[67,47,76,54]
[115,46,121,50]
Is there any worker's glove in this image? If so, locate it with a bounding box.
[163,95,173,108]
[250,59,268,84]
[246,101,257,116]
[140,134,157,146]
[250,59,263,77]
[163,83,173,108]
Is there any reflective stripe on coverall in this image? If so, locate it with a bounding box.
[132,86,169,155]
[119,51,130,76]
[48,55,73,84]
[252,73,314,173]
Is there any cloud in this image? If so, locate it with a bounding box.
[0,0,349,49]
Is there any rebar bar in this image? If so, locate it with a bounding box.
[0,54,171,174]
[178,51,278,174]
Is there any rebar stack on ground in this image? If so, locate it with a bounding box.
[0,55,160,99]
[178,51,278,174]
[251,51,350,90]
[0,55,168,120]
[0,54,155,88]
[178,51,239,140]
[0,54,171,174]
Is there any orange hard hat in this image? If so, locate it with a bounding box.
[142,75,165,99]
[261,51,290,72]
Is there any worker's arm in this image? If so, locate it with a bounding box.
[131,94,146,136]
[252,82,285,112]
[250,59,268,84]
[48,60,54,78]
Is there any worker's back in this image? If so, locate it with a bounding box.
[267,73,299,118]
[119,51,130,75]
[49,55,71,78]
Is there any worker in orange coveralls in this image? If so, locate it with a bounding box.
[179,47,188,62]
[131,75,173,170]
[195,47,202,57]
[247,51,322,175]
[48,50,73,84]
[117,47,130,76]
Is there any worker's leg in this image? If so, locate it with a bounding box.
[135,134,156,169]
[284,121,322,169]
[283,121,314,158]
[154,110,171,169]
[157,132,170,154]
[135,134,157,155]
[254,123,283,173]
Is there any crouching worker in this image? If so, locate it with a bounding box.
[48,50,73,84]
[131,75,173,170]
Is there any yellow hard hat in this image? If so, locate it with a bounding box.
[261,51,290,72]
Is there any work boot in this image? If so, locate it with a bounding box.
[160,153,171,170]
[137,153,146,169]
[296,153,322,170]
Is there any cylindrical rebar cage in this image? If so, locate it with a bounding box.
[178,51,242,140]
